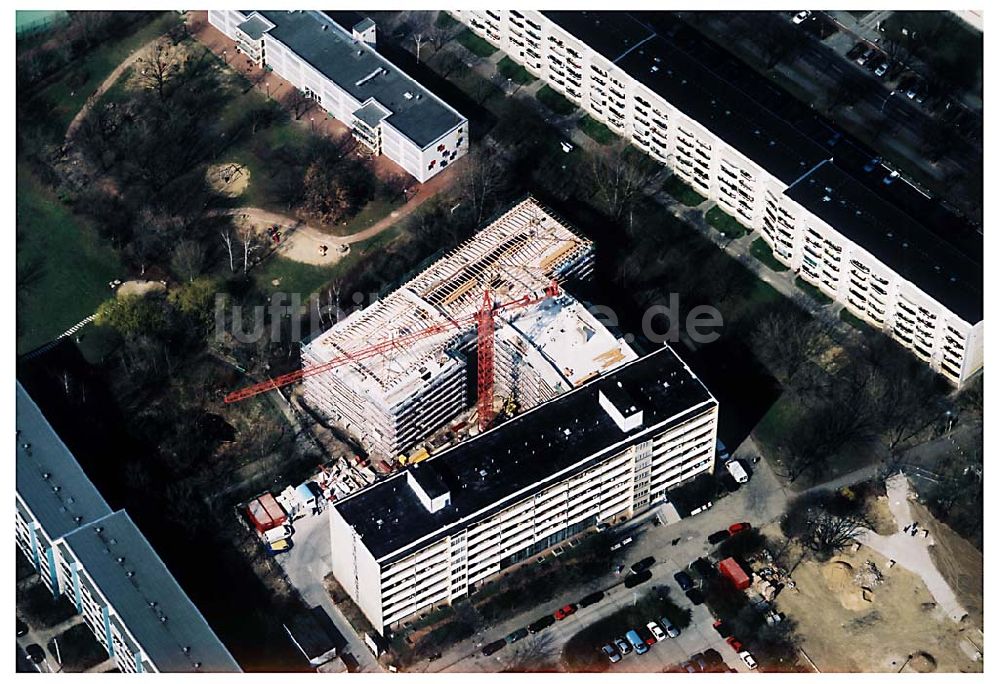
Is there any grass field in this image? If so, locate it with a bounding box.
[749,237,789,272]
[577,115,615,145]
[455,28,497,58]
[16,165,121,354]
[33,12,181,140]
[497,56,537,85]
[705,206,749,238]
[536,84,576,116]
[664,175,706,207]
[794,276,833,304]
[839,307,869,331]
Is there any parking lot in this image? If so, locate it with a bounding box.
[422,445,788,672]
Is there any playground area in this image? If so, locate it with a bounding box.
[206,162,251,197]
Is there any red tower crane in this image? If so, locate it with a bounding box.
[224,281,561,432]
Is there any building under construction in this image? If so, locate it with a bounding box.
[301,198,637,460]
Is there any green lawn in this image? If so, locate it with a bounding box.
[34,12,181,140]
[434,12,458,30]
[664,175,706,207]
[497,56,537,85]
[323,197,404,237]
[839,307,869,332]
[455,28,497,58]
[16,165,122,354]
[577,115,615,145]
[794,276,833,305]
[753,393,803,453]
[536,85,576,116]
[749,237,789,272]
[705,206,749,238]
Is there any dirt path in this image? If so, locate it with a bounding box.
[217,158,462,265]
[65,36,162,141]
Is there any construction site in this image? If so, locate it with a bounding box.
[277,197,637,463]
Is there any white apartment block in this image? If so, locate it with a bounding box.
[329,345,719,633]
[301,197,635,460]
[209,10,467,182]
[453,11,982,387]
[16,384,240,673]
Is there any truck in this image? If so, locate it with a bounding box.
[725,460,749,484]
[718,557,751,590]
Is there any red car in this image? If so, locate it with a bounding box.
[726,636,743,652]
[728,522,751,535]
[553,604,577,620]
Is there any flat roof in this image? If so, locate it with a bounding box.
[16,383,113,540]
[334,346,715,562]
[786,161,983,323]
[543,11,831,184]
[61,511,241,672]
[252,10,464,147]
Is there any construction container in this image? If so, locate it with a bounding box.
[246,492,288,533]
[718,557,751,590]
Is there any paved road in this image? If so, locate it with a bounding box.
[274,510,382,673]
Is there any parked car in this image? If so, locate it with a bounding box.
[16,618,29,637]
[579,591,604,608]
[631,557,655,573]
[614,637,632,656]
[529,615,555,633]
[726,459,749,484]
[685,588,705,605]
[625,629,649,655]
[716,438,731,463]
[646,621,667,642]
[680,660,698,673]
[609,536,633,551]
[482,640,506,656]
[739,651,758,670]
[553,604,577,620]
[863,51,884,69]
[863,156,883,172]
[726,636,744,651]
[25,644,45,664]
[690,557,714,578]
[883,170,900,185]
[673,571,694,591]
[708,529,731,544]
[713,619,731,637]
[595,522,610,532]
[659,616,681,638]
[601,643,622,663]
[856,47,877,65]
[506,628,529,644]
[847,41,867,61]
[624,570,652,588]
[874,61,890,77]
[728,522,751,535]
[791,10,811,24]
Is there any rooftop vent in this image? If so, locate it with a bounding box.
[404,91,414,100]
[598,380,643,432]
[406,464,451,513]
[321,24,328,31]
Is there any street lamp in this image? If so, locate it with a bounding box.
[222,49,227,65]
[310,116,315,133]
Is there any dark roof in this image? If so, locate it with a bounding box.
[16,383,113,540]
[335,346,715,562]
[543,11,830,184]
[545,11,654,63]
[409,462,448,500]
[253,10,463,147]
[60,511,241,673]
[785,161,983,322]
[236,14,271,40]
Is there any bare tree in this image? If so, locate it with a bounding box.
[284,88,313,120]
[220,227,236,273]
[235,220,261,274]
[171,239,206,282]
[781,491,871,561]
[751,311,829,388]
[589,142,662,222]
[409,12,432,62]
[826,73,864,113]
[136,39,183,100]
[757,17,808,70]
[459,147,506,227]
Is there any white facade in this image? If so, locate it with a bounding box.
[209,10,467,182]
[453,10,982,387]
[329,347,718,633]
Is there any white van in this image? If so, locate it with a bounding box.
[726,460,749,484]
[263,524,293,544]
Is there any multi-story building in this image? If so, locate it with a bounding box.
[453,10,983,387]
[16,383,241,673]
[301,197,636,460]
[329,345,719,633]
[208,10,467,182]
